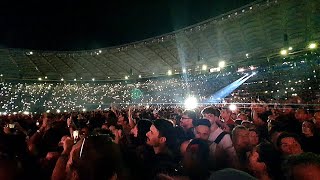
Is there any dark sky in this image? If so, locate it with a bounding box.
[0,0,256,50]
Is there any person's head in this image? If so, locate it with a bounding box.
[220,107,232,120]
[232,125,250,152]
[313,112,320,129]
[80,127,89,138]
[282,105,294,115]
[66,136,121,180]
[249,129,259,147]
[237,113,248,121]
[248,142,281,179]
[283,152,320,180]
[0,159,22,180]
[117,113,129,126]
[180,110,197,131]
[183,139,210,179]
[201,107,220,125]
[302,120,316,137]
[295,108,309,123]
[131,119,152,144]
[277,132,303,156]
[146,119,176,151]
[194,119,211,141]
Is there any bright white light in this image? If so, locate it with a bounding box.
[30,51,33,55]
[38,77,42,81]
[61,78,64,81]
[182,68,187,73]
[280,49,288,55]
[99,50,102,53]
[0,74,2,77]
[23,111,29,115]
[202,65,207,71]
[74,78,77,81]
[250,66,256,70]
[167,70,172,75]
[252,72,257,75]
[139,75,142,78]
[237,68,245,72]
[13,112,17,115]
[308,43,317,49]
[46,110,50,113]
[184,96,198,110]
[229,104,237,111]
[92,78,95,81]
[288,47,293,51]
[44,76,47,79]
[218,61,226,68]
[82,108,86,112]
[125,76,128,80]
[56,109,61,113]
[246,53,249,58]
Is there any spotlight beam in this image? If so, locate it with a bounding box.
[205,73,255,103]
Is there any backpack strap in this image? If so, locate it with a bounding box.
[214,131,227,144]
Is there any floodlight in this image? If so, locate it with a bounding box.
[23,111,29,115]
[280,49,288,55]
[38,77,42,81]
[168,70,172,75]
[139,75,142,78]
[182,68,187,73]
[56,109,61,113]
[61,78,64,81]
[184,96,198,110]
[219,61,226,68]
[125,76,129,80]
[82,108,86,112]
[202,65,207,71]
[92,78,95,81]
[308,43,317,49]
[288,47,293,51]
[229,104,237,111]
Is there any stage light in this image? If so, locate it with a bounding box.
[308,43,317,49]
[38,77,42,81]
[44,76,47,79]
[182,68,187,73]
[218,61,226,68]
[23,111,29,115]
[288,47,293,51]
[82,108,86,112]
[30,51,33,55]
[280,49,288,55]
[46,110,50,113]
[168,70,172,75]
[74,78,77,81]
[125,76,128,80]
[237,68,245,72]
[99,50,102,53]
[139,75,142,78]
[61,78,64,81]
[92,78,95,81]
[56,109,61,113]
[246,53,249,58]
[202,65,207,71]
[229,104,237,111]
[184,96,198,110]
[0,74,2,77]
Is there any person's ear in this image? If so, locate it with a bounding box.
[159,136,166,144]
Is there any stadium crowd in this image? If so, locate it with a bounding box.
[1,98,320,180]
[0,52,320,180]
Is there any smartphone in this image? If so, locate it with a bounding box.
[73,130,79,143]
[8,123,15,129]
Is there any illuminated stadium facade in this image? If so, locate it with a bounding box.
[0,0,319,81]
[0,0,320,112]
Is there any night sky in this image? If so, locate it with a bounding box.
[0,0,256,50]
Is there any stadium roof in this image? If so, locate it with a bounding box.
[0,0,319,81]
